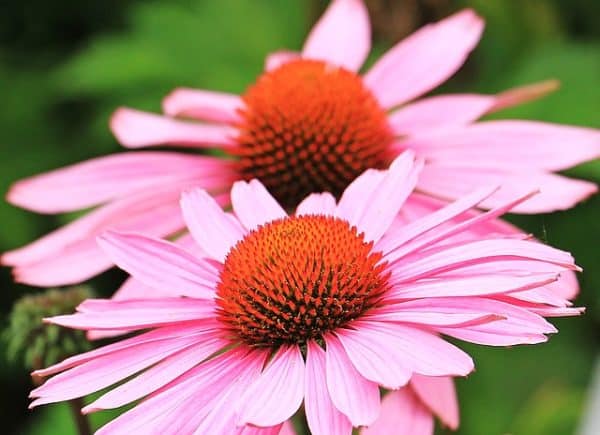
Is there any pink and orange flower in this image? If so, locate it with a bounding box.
[4,0,598,287]
[30,153,582,434]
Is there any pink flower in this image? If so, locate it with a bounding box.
[30,152,582,434]
[4,1,598,287]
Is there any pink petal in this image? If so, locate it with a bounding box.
[489,79,560,113]
[265,51,301,71]
[33,323,211,377]
[162,88,242,123]
[417,164,598,213]
[95,347,261,434]
[3,185,197,286]
[296,192,337,217]
[324,333,380,426]
[30,330,215,406]
[375,185,499,255]
[388,94,495,135]
[383,189,540,263]
[97,231,218,299]
[110,107,237,148]
[237,346,305,427]
[336,168,385,225]
[231,180,287,231]
[302,0,370,71]
[180,188,246,262]
[361,389,434,435]
[351,321,474,377]
[47,298,216,330]
[385,272,558,300]
[404,121,600,171]
[350,151,423,243]
[6,152,233,213]
[389,238,578,284]
[83,333,226,413]
[410,375,459,430]
[367,306,503,328]
[305,341,352,435]
[334,328,412,389]
[364,9,484,108]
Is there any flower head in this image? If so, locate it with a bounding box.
[30,152,582,434]
[4,0,598,287]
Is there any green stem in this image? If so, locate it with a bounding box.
[68,398,92,435]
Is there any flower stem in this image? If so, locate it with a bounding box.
[68,398,91,435]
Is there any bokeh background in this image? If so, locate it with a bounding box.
[1,0,598,434]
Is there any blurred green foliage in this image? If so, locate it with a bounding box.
[0,0,598,434]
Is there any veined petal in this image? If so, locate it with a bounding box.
[302,0,370,71]
[110,107,237,148]
[6,152,233,213]
[403,121,600,171]
[347,151,423,243]
[351,321,474,377]
[417,164,598,213]
[305,341,352,435]
[388,94,495,135]
[365,9,484,108]
[324,333,380,426]
[47,298,216,330]
[97,231,219,299]
[231,180,287,231]
[162,88,242,124]
[237,346,305,427]
[389,238,578,284]
[180,188,246,262]
[335,328,412,389]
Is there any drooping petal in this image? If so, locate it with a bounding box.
[6,152,233,213]
[30,328,218,406]
[375,185,499,255]
[389,238,578,284]
[334,328,412,389]
[417,164,598,213]
[97,231,219,299]
[180,188,246,262]
[237,346,305,427]
[385,272,558,301]
[403,121,600,171]
[388,94,495,135]
[364,9,484,108]
[162,88,242,124]
[351,321,474,377]
[361,389,434,435]
[302,0,370,71]
[305,341,352,435]
[231,180,287,231]
[324,333,380,426]
[110,107,237,149]
[82,333,226,413]
[410,375,459,430]
[47,298,216,330]
[265,51,300,71]
[3,185,204,286]
[296,192,337,217]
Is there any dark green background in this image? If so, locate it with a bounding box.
[1,1,598,434]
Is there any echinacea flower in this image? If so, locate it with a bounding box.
[4,0,599,287]
[30,152,583,434]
